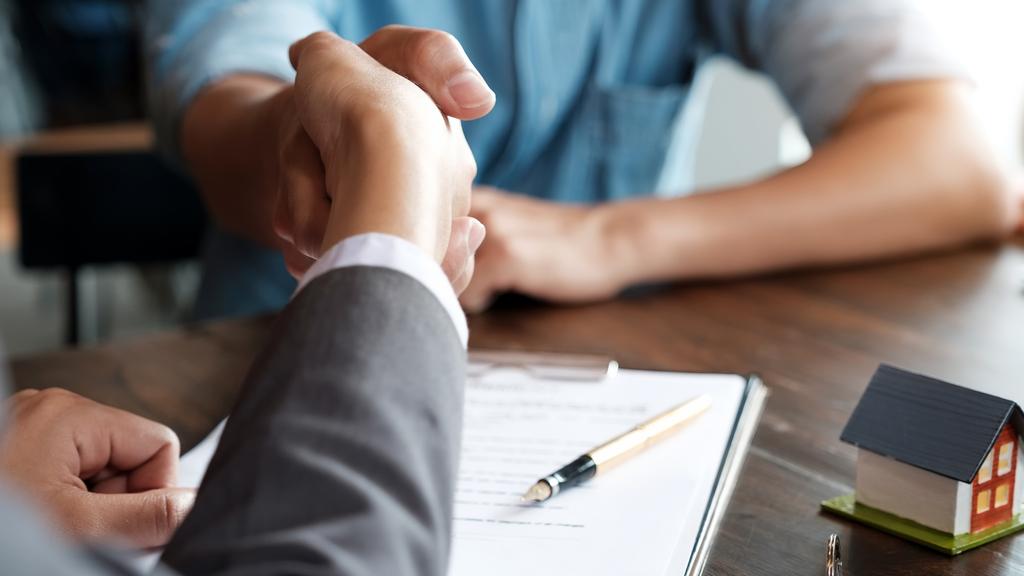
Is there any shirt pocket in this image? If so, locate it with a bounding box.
[582,85,688,201]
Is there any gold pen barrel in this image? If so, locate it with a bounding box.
[588,394,713,471]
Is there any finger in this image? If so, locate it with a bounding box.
[281,134,331,258]
[3,388,40,416]
[288,33,385,151]
[72,403,181,493]
[92,473,128,494]
[448,119,474,219]
[289,31,353,71]
[284,245,316,280]
[73,488,195,548]
[454,220,486,295]
[9,388,40,399]
[360,25,496,120]
[1017,191,1023,234]
[459,276,496,313]
[459,247,504,313]
[272,181,296,245]
[442,217,486,294]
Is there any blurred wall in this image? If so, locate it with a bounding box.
[922,0,1024,166]
[2,1,1022,357]
[673,1,1024,195]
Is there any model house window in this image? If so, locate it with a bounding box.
[997,442,1013,476]
[977,490,991,513]
[995,484,1010,508]
[979,451,994,484]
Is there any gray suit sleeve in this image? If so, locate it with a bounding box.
[161,265,465,575]
[0,265,462,576]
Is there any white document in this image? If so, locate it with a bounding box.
[158,368,747,576]
[450,368,745,576]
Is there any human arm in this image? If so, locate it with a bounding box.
[0,29,480,575]
[146,0,494,272]
[459,2,1019,310]
[0,389,195,549]
[160,32,475,575]
[601,81,1015,281]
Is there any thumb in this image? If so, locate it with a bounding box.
[75,488,196,548]
[360,25,495,120]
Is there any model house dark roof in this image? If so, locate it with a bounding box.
[841,364,1024,483]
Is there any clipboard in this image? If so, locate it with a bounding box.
[468,349,618,381]
[463,349,767,576]
[159,350,766,576]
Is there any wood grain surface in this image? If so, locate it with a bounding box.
[10,240,1024,575]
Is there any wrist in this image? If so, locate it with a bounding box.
[265,86,298,193]
[180,75,290,247]
[590,202,640,293]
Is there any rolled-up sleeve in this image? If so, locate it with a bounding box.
[145,0,334,161]
[699,0,968,144]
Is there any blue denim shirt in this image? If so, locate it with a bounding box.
[144,0,960,318]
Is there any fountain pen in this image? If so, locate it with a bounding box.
[522,393,713,503]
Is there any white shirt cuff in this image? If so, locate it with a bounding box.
[293,233,468,348]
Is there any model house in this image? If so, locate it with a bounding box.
[840,365,1023,537]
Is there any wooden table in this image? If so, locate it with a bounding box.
[10,240,1024,575]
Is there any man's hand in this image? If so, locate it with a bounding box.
[0,389,195,548]
[461,187,623,312]
[282,31,483,273]
[272,26,494,283]
[1016,178,1024,235]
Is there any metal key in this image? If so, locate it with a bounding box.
[826,533,843,576]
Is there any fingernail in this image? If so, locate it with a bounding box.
[446,70,495,110]
[467,219,486,253]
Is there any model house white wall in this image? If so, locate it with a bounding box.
[954,480,973,535]
[855,451,963,534]
[858,437,1023,536]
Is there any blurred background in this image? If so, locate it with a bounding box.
[0,0,1022,356]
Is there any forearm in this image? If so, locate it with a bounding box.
[181,75,289,247]
[606,82,1017,285]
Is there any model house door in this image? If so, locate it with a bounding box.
[971,425,1018,533]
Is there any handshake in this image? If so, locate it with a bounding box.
[0,29,497,550]
[273,28,495,293]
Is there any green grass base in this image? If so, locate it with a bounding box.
[821,494,1024,555]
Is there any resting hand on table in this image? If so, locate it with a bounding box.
[1016,178,1024,234]
[461,187,625,312]
[0,388,195,548]
[271,27,493,288]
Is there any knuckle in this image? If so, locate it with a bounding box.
[36,387,78,404]
[301,31,355,60]
[376,24,405,37]
[145,492,178,540]
[9,388,39,401]
[409,29,459,68]
[155,424,180,452]
[305,30,338,49]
